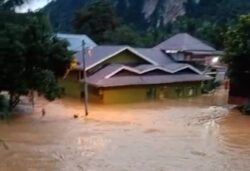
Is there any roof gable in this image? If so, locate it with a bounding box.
[75,46,158,71]
[85,63,206,88]
[88,63,202,81]
[135,48,173,65]
[154,33,215,51]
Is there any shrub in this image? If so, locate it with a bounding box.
[240,102,250,115]
[202,80,221,93]
[0,95,9,119]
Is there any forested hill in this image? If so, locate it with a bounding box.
[43,0,250,48]
[44,0,250,32]
[44,0,186,32]
[177,0,250,49]
[185,0,250,22]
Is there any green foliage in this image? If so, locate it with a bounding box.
[74,0,120,43]
[0,11,30,28]
[103,25,141,46]
[73,0,153,46]
[168,17,228,49]
[224,14,250,98]
[0,12,72,110]
[141,28,171,47]
[0,95,9,119]
[176,0,250,49]
[44,0,88,32]
[185,0,250,23]
[33,70,63,101]
[202,80,221,93]
[44,0,250,47]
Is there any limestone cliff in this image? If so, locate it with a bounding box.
[114,0,186,27]
[44,0,188,31]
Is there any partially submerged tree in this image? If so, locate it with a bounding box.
[0,13,72,111]
[224,14,250,98]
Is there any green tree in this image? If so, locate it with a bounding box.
[103,25,142,46]
[0,11,30,28]
[224,14,250,98]
[0,14,72,111]
[196,22,227,50]
[141,27,170,47]
[73,0,120,43]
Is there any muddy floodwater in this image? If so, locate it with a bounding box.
[0,88,250,171]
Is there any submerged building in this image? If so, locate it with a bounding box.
[62,33,223,104]
[154,33,223,65]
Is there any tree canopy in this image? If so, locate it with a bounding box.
[73,0,153,46]
[0,13,72,110]
[74,0,120,43]
[44,0,250,48]
[224,14,250,97]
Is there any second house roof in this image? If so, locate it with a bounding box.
[154,33,216,52]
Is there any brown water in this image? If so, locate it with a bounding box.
[0,88,250,171]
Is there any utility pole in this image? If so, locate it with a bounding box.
[82,40,89,117]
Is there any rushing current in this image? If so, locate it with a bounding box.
[0,88,250,171]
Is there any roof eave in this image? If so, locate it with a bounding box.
[86,76,212,88]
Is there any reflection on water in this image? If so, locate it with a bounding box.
[0,88,250,171]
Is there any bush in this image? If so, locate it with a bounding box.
[202,80,221,93]
[240,102,250,115]
[0,95,9,119]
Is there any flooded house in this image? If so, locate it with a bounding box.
[62,42,212,104]
[154,33,226,81]
[154,33,223,66]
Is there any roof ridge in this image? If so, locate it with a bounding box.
[153,32,216,51]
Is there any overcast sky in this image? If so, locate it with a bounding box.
[16,0,52,13]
